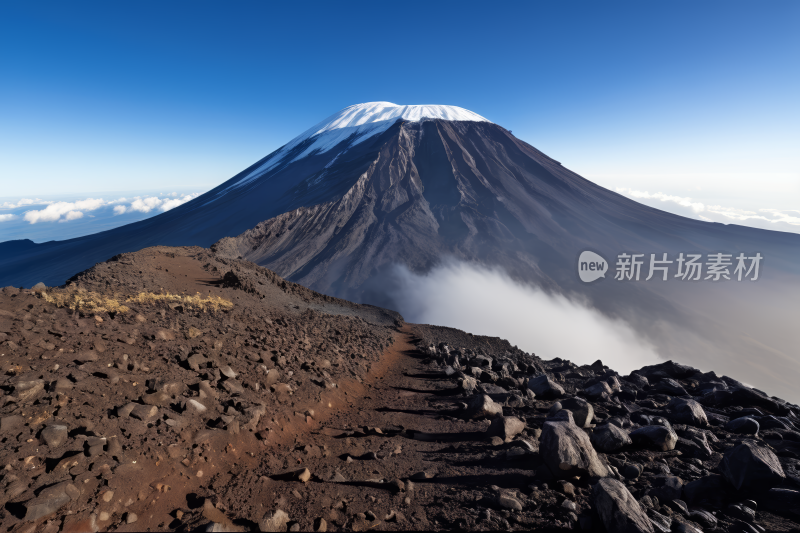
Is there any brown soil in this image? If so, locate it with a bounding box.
[0,247,399,532]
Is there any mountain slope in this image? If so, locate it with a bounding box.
[209,117,800,400]
[0,104,489,289]
[212,116,799,297]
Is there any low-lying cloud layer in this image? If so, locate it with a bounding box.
[0,198,50,209]
[10,193,200,224]
[616,187,800,234]
[112,193,199,215]
[23,198,106,224]
[389,260,662,375]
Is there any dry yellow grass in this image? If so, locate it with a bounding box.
[41,288,233,314]
[42,289,130,314]
[126,291,233,312]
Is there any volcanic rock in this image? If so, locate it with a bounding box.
[719,440,785,491]
[655,378,687,396]
[667,398,708,427]
[726,416,760,435]
[548,409,575,424]
[560,397,594,428]
[486,416,525,442]
[527,374,564,398]
[40,424,68,448]
[260,509,290,532]
[497,494,523,511]
[585,381,613,400]
[592,478,654,533]
[464,394,503,420]
[591,423,632,453]
[24,481,79,521]
[630,424,678,451]
[540,420,609,479]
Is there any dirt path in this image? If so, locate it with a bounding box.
[175,325,535,532]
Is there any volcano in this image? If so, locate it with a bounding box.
[1,102,799,398]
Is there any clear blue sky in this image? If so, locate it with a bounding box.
[1,1,798,230]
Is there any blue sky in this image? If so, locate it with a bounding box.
[1,1,799,238]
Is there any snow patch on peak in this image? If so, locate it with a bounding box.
[219,102,490,196]
[309,102,491,136]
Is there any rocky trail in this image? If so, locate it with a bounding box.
[0,246,799,532]
[189,326,545,532]
[203,325,800,533]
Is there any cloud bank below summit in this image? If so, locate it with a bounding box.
[388,260,662,375]
[385,259,800,400]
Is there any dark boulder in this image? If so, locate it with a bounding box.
[725,503,756,523]
[675,436,713,460]
[755,415,791,430]
[586,381,614,400]
[668,398,708,427]
[630,425,678,451]
[591,423,632,453]
[725,417,760,435]
[463,394,503,420]
[637,361,698,380]
[527,374,564,398]
[624,373,650,389]
[654,378,687,396]
[592,478,654,533]
[689,510,717,529]
[486,416,525,442]
[719,440,785,491]
[699,389,733,407]
[221,270,243,289]
[560,397,594,428]
[730,387,786,414]
[540,420,609,479]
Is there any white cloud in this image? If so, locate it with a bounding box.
[160,194,198,211]
[0,214,15,222]
[0,198,53,209]
[17,193,201,223]
[129,197,164,213]
[616,187,800,234]
[114,193,199,215]
[389,260,662,374]
[616,189,706,214]
[23,198,105,224]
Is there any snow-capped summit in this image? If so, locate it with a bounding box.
[222,102,491,193]
[309,102,491,135]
